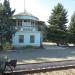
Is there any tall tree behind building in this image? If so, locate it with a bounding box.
[68,12,75,44]
[47,3,68,45]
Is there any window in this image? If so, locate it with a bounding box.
[30,35,35,43]
[31,21,35,27]
[24,20,30,22]
[17,20,22,26]
[24,20,28,22]
[24,20,30,26]
[19,35,24,43]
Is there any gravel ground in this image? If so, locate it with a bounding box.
[5,68,75,75]
[25,69,75,75]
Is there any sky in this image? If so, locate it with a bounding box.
[0,0,75,25]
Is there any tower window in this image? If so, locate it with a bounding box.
[24,20,27,22]
[17,20,22,26]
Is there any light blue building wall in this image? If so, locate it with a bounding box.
[12,32,41,47]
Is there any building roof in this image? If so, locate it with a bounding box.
[15,10,33,16]
[14,10,39,21]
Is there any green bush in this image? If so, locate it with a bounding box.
[2,43,12,51]
[0,45,3,51]
[26,45,41,49]
[12,45,42,49]
[26,45,34,48]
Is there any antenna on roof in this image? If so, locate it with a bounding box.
[24,0,25,13]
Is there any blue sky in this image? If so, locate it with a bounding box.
[0,0,75,25]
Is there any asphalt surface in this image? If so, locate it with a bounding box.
[0,45,75,64]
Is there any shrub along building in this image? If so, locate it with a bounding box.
[12,10,45,47]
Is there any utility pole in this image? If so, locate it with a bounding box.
[24,0,25,13]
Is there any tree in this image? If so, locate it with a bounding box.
[68,12,75,44]
[0,3,5,48]
[3,0,15,41]
[48,3,67,31]
[3,0,15,17]
[69,12,75,34]
[48,3,68,45]
[36,21,47,41]
[0,0,16,49]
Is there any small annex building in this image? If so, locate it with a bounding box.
[12,10,44,47]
